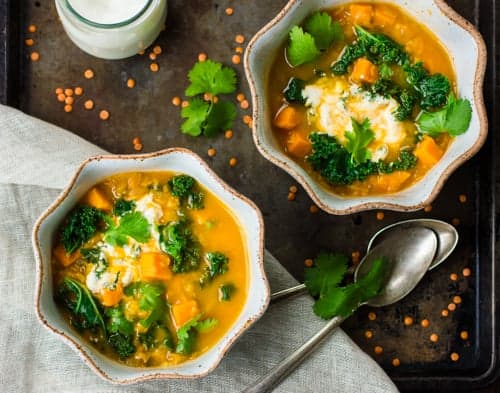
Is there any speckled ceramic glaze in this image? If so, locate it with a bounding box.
[244,0,488,215]
[32,148,269,383]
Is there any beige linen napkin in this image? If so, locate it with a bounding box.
[0,104,399,393]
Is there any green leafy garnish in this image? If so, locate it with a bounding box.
[219,283,236,301]
[344,118,375,165]
[287,26,321,67]
[106,306,134,336]
[175,315,218,355]
[185,60,237,97]
[168,174,205,209]
[303,12,343,51]
[113,199,135,217]
[417,93,472,136]
[404,62,450,110]
[108,333,135,359]
[181,97,236,137]
[158,220,200,273]
[283,78,306,104]
[57,277,106,333]
[139,323,174,351]
[104,211,151,247]
[60,206,103,254]
[200,252,229,286]
[81,247,108,278]
[305,253,388,319]
[124,282,166,329]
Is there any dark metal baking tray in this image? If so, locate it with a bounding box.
[0,0,497,391]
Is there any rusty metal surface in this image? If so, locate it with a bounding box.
[4,0,497,391]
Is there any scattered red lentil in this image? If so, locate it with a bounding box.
[460,331,469,340]
[424,205,432,213]
[153,45,162,55]
[150,63,159,72]
[30,52,40,62]
[304,258,313,267]
[64,104,72,113]
[441,309,449,317]
[225,130,233,139]
[198,53,207,62]
[287,192,296,201]
[84,100,94,110]
[368,312,377,321]
[448,303,457,312]
[65,96,74,105]
[236,93,245,102]
[133,143,143,151]
[374,346,383,355]
[364,330,373,339]
[310,205,319,214]
[64,88,73,97]
[462,267,471,277]
[453,295,462,304]
[459,194,467,203]
[450,273,458,281]
[240,99,249,109]
[149,52,157,61]
[57,93,66,102]
[229,157,238,167]
[421,319,430,328]
[235,34,245,44]
[84,69,94,79]
[181,100,189,108]
[351,251,361,264]
[25,38,34,46]
[99,110,110,120]
[404,316,413,326]
[451,218,460,226]
[376,211,385,221]
[74,87,83,96]
[172,96,181,106]
[132,137,141,145]
[289,185,298,194]
[126,78,136,88]
[28,24,37,33]
[55,87,63,95]
[243,115,252,124]
[235,46,244,54]
[225,7,234,16]
[430,333,439,342]
[207,148,217,157]
[392,358,401,367]
[232,55,241,65]
[450,352,460,362]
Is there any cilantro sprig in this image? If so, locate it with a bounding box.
[305,252,389,319]
[176,314,218,355]
[344,118,375,165]
[104,211,151,247]
[181,60,237,137]
[287,11,343,67]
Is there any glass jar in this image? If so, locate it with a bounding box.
[55,0,167,60]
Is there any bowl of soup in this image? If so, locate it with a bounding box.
[244,0,487,214]
[32,148,268,383]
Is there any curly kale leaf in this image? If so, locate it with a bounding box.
[283,78,306,104]
[158,221,200,273]
[168,174,205,210]
[200,252,229,287]
[60,206,103,254]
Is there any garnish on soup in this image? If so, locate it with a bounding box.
[52,172,248,367]
[269,3,472,196]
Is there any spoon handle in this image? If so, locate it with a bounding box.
[270,283,307,303]
[243,315,345,393]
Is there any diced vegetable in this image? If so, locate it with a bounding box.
[274,106,301,130]
[372,171,412,193]
[172,300,200,329]
[83,187,113,211]
[53,244,80,267]
[140,252,172,281]
[286,131,312,158]
[372,7,397,27]
[100,283,124,307]
[350,58,379,84]
[414,136,443,167]
[349,4,373,26]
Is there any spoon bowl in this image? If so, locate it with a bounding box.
[366,219,458,270]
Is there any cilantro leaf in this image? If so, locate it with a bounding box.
[175,314,218,355]
[181,98,210,136]
[124,282,166,329]
[105,212,151,247]
[344,118,375,165]
[356,257,389,301]
[287,26,321,67]
[204,101,237,137]
[417,93,472,136]
[185,60,237,97]
[304,12,343,51]
[304,252,348,297]
[313,285,362,319]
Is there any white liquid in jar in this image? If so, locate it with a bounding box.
[67,0,150,25]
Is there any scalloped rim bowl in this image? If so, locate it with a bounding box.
[244,0,488,215]
[32,148,269,384]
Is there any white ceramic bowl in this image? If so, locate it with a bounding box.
[245,0,488,214]
[32,148,269,384]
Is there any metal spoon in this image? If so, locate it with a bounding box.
[244,226,437,393]
[270,219,457,303]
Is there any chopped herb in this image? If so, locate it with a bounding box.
[200,252,229,286]
[113,199,135,216]
[81,247,108,278]
[104,211,151,247]
[219,283,236,301]
[283,78,306,104]
[344,118,375,165]
[139,323,174,351]
[303,12,343,51]
[168,174,204,209]
[181,97,236,137]
[158,221,200,273]
[175,315,218,355]
[287,26,320,67]
[185,60,237,97]
[124,282,166,329]
[108,332,135,358]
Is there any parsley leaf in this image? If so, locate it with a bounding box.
[344,118,375,165]
[181,97,236,137]
[304,252,348,296]
[104,212,151,247]
[417,93,472,136]
[185,60,237,97]
[287,26,321,67]
[304,12,343,51]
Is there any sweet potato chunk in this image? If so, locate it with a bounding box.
[372,7,397,27]
[172,300,200,328]
[53,244,80,267]
[101,283,123,307]
[274,106,301,130]
[414,136,444,167]
[373,171,412,193]
[349,4,373,26]
[350,58,379,85]
[83,187,112,211]
[286,131,312,158]
[140,252,172,281]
